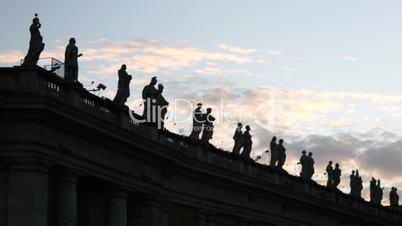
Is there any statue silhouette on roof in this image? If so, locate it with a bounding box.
[326,161,334,187]
[64,38,83,82]
[189,103,204,139]
[372,179,384,205]
[156,83,169,129]
[350,169,363,198]
[113,64,132,106]
[332,163,341,189]
[240,125,252,162]
[370,177,377,203]
[22,14,45,67]
[299,150,308,179]
[276,139,286,169]
[350,170,357,196]
[390,187,399,210]
[269,136,278,167]
[232,122,243,157]
[306,152,315,179]
[201,108,215,143]
[355,170,363,198]
[142,76,162,125]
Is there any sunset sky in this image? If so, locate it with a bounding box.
[2,0,402,204]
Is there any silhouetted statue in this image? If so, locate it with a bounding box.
[156,84,169,129]
[189,103,204,139]
[113,64,132,106]
[374,180,384,205]
[306,152,315,179]
[240,125,252,161]
[299,150,308,179]
[201,108,215,143]
[326,161,334,187]
[276,139,286,169]
[64,38,82,82]
[350,169,363,198]
[142,77,162,124]
[232,122,243,157]
[22,14,45,66]
[355,170,363,198]
[390,187,399,210]
[370,178,377,203]
[332,163,341,189]
[350,170,357,197]
[269,136,277,167]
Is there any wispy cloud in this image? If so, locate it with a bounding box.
[194,66,222,75]
[82,40,253,75]
[0,50,24,64]
[256,59,268,64]
[267,49,284,55]
[342,56,359,61]
[217,43,257,55]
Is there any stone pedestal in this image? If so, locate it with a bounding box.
[7,159,49,226]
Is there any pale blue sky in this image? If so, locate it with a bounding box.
[2,0,402,93]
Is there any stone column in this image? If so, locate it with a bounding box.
[197,210,207,226]
[198,210,218,226]
[0,161,8,226]
[129,194,168,226]
[109,186,128,226]
[57,168,79,226]
[207,213,218,226]
[7,158,50,226]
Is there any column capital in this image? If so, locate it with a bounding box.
[57,167,80,182]
[108,185,129,199]
[8,156,52,172]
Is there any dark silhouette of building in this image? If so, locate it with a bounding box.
[0,67,401,226]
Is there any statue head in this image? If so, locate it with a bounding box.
[121,64,127,70]
[351,170,355,175]
[335,163,339,168]
[328,161,333,165]
[308,152,312,157]
[150,76,157,85]
[237,122,242,128]
[302,150,306,154]
[206,108,212,113]
[245,125,250,131]
[272,136,276,141]
[197,103,202,108]
[69,37,76,45]
[279,139,284,144]
[32,13,39,24]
